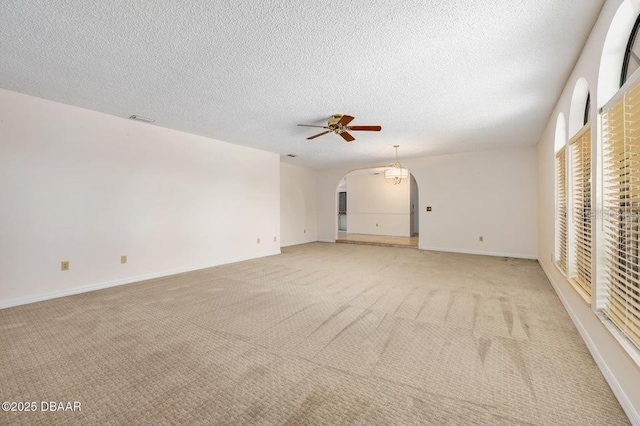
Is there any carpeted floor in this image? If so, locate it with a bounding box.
[0,243,629,425]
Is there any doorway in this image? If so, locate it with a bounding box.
[410,174,419,237]
[338,190,347,231]
[335,167,419,248]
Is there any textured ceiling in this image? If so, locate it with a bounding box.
[0,0,604,168]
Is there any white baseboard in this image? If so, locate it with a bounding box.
[316,241,537,260]
[317,238,336,243]
[280,239,317,248]
[419,246,537,260]
[0,250,281,310]
[539,260,640,426]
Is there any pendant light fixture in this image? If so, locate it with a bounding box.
[385,145,409,185]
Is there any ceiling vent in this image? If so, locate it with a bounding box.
[129,114,155,123]
[287,154,297,158]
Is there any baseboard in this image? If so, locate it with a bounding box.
[419,246,537,260]
[318,237,336,243]
[314,241,537,259]
[539,260,640,426]
[280,239,317,248]
[0,250,281,310]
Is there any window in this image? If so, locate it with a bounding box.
[601,74,640,350]
[621,14,640,87]
[555,114,567,273]
[584,92,591,125]
[556,147,568,273]
[569,123,592,303]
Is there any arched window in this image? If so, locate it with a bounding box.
[555,114,567,273]
[569,78,590,136]
[598,1,640,108]
[554,113,566,153]
[569,93,592,303]
[600,3,640,350]
[621,14,640,86]
[566,79,592,301]
[583,92,590,125]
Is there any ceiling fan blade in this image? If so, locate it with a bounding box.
[307,130,332,140]
[338,115,355,126]
[298,124,329,128]
[340,132,355,142]
[348,125,382,131]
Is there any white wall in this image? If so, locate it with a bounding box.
[0,88,280,308]
[537,0,640,422]
[317,146,537,259]
[346,172,410,237]
[409,147,537,257]
[280,162,318,247]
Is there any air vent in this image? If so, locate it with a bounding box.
[287,154,297,158]
[129,115,155,123]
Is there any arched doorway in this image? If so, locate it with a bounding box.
[334,166,419,248]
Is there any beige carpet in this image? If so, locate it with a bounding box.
[0,243,629,425]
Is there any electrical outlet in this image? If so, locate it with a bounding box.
[426,206,432,212]
[121,255,127,264]
[376,223,379,227]
[257,238,261,244]
[273,236,277,242]
[61,261,69,271]
[304,229,306,233]
[479,236,484,242]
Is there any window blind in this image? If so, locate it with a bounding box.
[569,123,592,303]
[556,147,568,274]
[602,77,640,350]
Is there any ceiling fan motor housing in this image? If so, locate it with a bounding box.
[328,114,343,127]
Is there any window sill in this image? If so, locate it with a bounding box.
[597,312,640,367]
[551,260,638,366]
[568,278,591,305]
[552,260,567,277]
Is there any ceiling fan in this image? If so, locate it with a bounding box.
[297,114,382,142]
